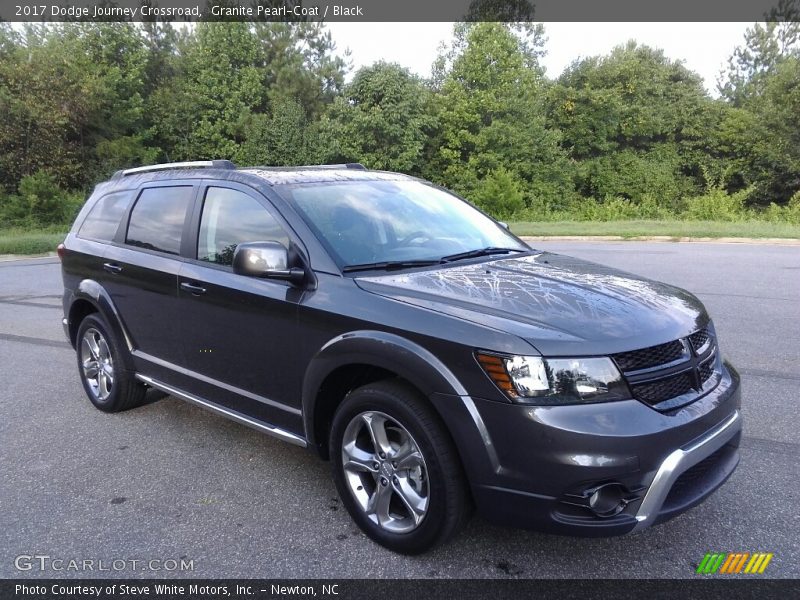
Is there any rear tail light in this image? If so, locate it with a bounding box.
[56,243,67,260]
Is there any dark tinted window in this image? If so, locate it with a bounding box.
[126,187,193,255]
[77,192,132,241]
[198,187,288,266]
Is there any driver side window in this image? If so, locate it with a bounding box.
[197,187,289,266]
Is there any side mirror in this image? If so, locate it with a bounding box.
[498,221,510,230]
[232,241,305,284]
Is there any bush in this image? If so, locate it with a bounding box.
[18,171,67,225]
[682,186,750,221]
[761,191,800,224]
[0,192,28,226]
[787,191,800,224]
[0,171,85,227]
[512,193,673,222]
[470,168,525,219]
[575,147,693,212]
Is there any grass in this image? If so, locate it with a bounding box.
[508,219,800,239]
[1,219,799,256]
[0,227,68,255]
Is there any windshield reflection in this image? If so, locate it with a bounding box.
[280,180,527,269]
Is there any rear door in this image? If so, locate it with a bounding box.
[176,182,304,434]
[65,189,136,301]
[102,182,197,372]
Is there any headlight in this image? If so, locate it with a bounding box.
[476,353,630,405]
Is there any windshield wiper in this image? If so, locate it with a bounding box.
[440,246,525,264]
[342,259,441,273]
[343,248,525,273]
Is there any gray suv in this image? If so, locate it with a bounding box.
[60,161,742,554]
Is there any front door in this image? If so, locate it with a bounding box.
[176,183,304,435]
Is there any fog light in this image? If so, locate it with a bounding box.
[588,484,628,517]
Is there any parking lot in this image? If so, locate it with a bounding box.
[0,240,798,578]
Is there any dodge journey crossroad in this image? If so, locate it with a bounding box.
[60,161,742,553]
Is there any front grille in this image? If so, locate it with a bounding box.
[613,339,685,372]
[689,327,711,353]
[616,324,720,412]
[699,359,715,384]
[631,372,694,405]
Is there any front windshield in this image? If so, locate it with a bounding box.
[279,179,528,270]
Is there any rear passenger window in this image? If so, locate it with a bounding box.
[77,192,131,241]
[197,187,289,266]
[126,187,193,255]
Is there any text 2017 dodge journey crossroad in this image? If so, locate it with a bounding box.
[60,161,742,553]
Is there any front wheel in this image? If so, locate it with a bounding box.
[329,380,471,554]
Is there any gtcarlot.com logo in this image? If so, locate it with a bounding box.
[14,554,194,572]
[696,552,774,574]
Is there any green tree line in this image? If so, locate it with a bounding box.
[1,18,799,227]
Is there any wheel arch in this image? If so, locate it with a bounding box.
[68,280,134,367]
[302,331,467,459]
[67,298,98,347]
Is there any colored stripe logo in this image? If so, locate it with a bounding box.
[697,552,773,574]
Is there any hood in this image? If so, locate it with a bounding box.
[355,252,709,356]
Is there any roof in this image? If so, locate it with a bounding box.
[107,161,417,187]
[240,167,413,186]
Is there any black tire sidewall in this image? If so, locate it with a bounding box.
[330,383,455,554]
[75,314,126,412]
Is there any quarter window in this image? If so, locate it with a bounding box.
[77,192,132,241]
[125,187,193,255]
[197,187,288,266]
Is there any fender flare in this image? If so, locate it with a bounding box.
[70,280,136,365]
[301,330,468,451]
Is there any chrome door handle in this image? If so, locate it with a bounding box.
[180,282,207,295]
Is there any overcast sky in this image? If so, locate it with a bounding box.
[326,22,754,95]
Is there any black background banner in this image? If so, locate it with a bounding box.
[3,579,799,600]
[1,0,798,23]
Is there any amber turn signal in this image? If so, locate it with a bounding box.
[476,352,518,398]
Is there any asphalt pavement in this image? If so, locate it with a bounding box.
[0,242,797,579]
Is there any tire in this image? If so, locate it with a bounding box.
[329,379,471,554]
[75,313,146,413]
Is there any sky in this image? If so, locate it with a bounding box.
[325,22,754,95]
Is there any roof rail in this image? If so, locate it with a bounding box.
[246,163,367,171]
[114,160,237,178]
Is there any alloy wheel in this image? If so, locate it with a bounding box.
[340,410,430,533]
[80,327,114,402]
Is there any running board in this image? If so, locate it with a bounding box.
[135,374,307,447]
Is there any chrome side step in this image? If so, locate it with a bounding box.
[135,374,307,448]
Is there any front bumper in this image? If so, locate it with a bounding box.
[434,361,742,536]
[631,409,740,531]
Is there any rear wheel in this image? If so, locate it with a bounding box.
[76,313,146,412]
[330,379,471,554]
